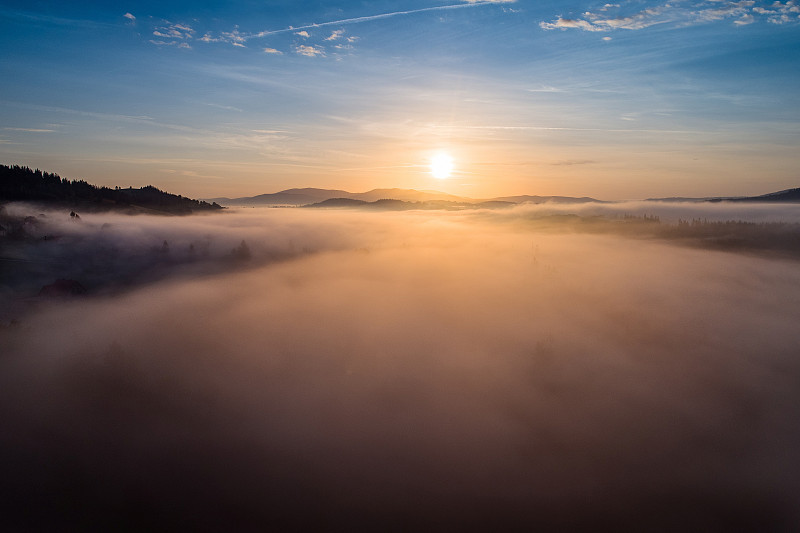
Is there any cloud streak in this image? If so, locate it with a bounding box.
[3,127,56,133]
[249,1,516,39]
[138,1,516,51]
[540,0,799,32]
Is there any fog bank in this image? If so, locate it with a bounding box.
[501,199,800,223]
[2,206,800,531]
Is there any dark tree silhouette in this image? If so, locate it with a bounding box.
[232,240,252,262]
[0,164,223,214]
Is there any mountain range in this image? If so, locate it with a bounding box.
[3,164,798,210]
[205,188,605,207]
[207,186,800,207]
[646,188,800,203]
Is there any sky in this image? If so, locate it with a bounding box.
[1,0,799,199]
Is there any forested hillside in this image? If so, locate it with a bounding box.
[0,165,222,214]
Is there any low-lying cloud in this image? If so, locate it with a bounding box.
[2,204,800,530]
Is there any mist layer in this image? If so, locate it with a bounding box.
[2,206,799,531]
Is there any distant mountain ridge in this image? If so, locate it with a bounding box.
[647,188,800,203]
[305,197,518,211]
[212,186,800,208]
[730,188,800,202]
[491,195,603,204]
[206,187,470,206]
[207,188,603,207]
[5,164,797,209]
[212,186,800,207]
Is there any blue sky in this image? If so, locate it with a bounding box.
[1,0,799,199]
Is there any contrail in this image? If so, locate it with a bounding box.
[249,1,512,39]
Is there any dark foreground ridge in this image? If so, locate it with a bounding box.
[0,164,223,214]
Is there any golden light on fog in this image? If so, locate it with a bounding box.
[430,152,454,179]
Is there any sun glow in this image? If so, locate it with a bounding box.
[430,153,454,179]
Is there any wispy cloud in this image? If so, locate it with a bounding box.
[540,18,606,31]
[150,40,192,49]
[761,0,800,24]
[540,1,799,32]
[526,85,564,93]
[690,1,755,23]
[466,125,712,134]
[263,47,282,54]
[551,159,595,166]
[123,12,135,23]
[153,22,195,39]
[331,163,420,172]
[146,20,197,48]
[0,102,235,140]
[541,5,672,32]
[251,129,289,134]
[137,1,517,52]
[325,30,345,41]
[0,9,111,29]
[199,26,247,47]
[223,27,248,47]
[295,44,325,57]
[250,1,516,39]
[148,20,251,50]
[159,168,225,180]
[203,103,243,113]
[4,127,56,133]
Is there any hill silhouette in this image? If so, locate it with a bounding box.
[308,198,370,208]
[648,188,800,203]
[306,197,517,211]
[1,165,223,215]
[209,188,601,207]
[207,187,471,206]
[212,186,800,208]
[491,194,602,204]
[728,188,800,203]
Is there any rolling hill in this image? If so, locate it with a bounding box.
[206,187,471,206]
[207,188,603,207]
[647,188,800,203]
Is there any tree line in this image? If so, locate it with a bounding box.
[0,164,222,214]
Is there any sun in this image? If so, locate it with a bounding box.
[430,152,454,179]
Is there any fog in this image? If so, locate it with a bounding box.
[507,200,800,224]
[2,204,800,531]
